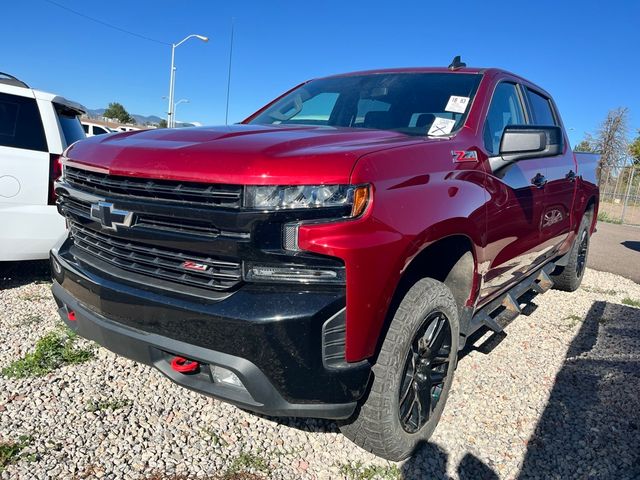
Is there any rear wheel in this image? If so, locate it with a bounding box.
[552,214,591,292]
[339,278,459,461]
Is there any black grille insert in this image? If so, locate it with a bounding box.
[64,167,242,207]
[58,193,223,238]
[69,221,242,291]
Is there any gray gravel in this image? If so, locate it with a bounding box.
[1,263,639,479]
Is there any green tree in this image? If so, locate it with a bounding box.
[629,130,640,166]
[103,102,136,125]
[574,139,595,152]
[157,119,167,128]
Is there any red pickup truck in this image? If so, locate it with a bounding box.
[51,59,598,460]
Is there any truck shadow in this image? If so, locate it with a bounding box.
[516,300,640,479]
[0,260,51,290]
[400,445,498,480]
[257,409,499,479]
[621,240,640,253]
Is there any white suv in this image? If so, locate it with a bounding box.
[0,72,86,261]
[81,121,115,137]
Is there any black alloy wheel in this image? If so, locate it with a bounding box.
[576,229,589,278]
[398,311,452,433]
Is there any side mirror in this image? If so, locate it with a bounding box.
[499,125,564,161]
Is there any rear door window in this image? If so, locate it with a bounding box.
[0,92,48,151]
[526,88,556,126]
[55,103,85,147]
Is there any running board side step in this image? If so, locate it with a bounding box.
[462,262,556,345]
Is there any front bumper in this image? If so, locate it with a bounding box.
[50,246,370,419]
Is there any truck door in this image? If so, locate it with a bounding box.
[523,87,575,255]
[480,82,548,300]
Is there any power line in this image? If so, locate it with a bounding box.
[42,0,170,46]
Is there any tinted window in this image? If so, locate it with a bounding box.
[55,103,85,147]
[527,89,556,125]
[0,92,47,151]
[93,126,108,135]
[484,82,526,154]
[354,99,391,126]
[276,92,339,125]
[249,73,482,136]
[82,123,89,133]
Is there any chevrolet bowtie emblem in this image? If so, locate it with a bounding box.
[90,201,133,231]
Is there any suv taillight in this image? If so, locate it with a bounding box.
[48,154,63,205]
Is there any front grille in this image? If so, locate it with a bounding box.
[69,221,242,291]
[65,167,243,208]
[58,194,223,238]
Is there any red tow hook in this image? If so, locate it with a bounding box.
[170,356,200,374]
[67,310,76,321]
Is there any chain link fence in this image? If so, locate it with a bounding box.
[599,164,640,226]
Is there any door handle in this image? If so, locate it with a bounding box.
[566,170,576,182]
[531,173,547,188]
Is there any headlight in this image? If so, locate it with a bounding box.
[244,184,369,216]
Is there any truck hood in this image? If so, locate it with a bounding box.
[65,124,424,185]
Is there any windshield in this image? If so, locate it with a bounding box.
[248,73,482,136]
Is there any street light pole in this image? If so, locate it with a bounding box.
[167,45,176,128]
[162,97,190,127]
[173,99,189,125]
[166,34,208,128]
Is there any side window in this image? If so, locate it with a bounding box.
[0,92,47,151]
[93,126,108,135]
[82,124,89,133]
[526,88,556,126]
[483,83,526,155]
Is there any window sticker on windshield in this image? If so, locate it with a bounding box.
[445,96,470,114]
[428,117,456,136]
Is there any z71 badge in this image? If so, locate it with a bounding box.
[451,150,478,163]
[181,261,209,272]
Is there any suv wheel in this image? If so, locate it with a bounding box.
[339,278,459,461]
[552,213,592,292]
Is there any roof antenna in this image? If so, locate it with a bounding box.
[448,56,466,71]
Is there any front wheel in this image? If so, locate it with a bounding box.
[339,278,459,461]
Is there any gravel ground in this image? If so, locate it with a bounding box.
[1,262,639,479]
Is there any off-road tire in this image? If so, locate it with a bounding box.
[338,278,459,461]
[552,213,592,292]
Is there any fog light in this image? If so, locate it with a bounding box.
[244,263,345,284]
[211,365,243,388]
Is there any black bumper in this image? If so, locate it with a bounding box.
[50,247,370,420]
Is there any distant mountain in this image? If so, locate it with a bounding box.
[85,108,194,128]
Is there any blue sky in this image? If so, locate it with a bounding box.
[2,0,638,145]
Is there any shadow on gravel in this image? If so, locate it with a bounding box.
[257,412,500,479]
[0,260,51,290]
[401,444,498,480]
[622,240,640,253]
[517,301,640,479]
